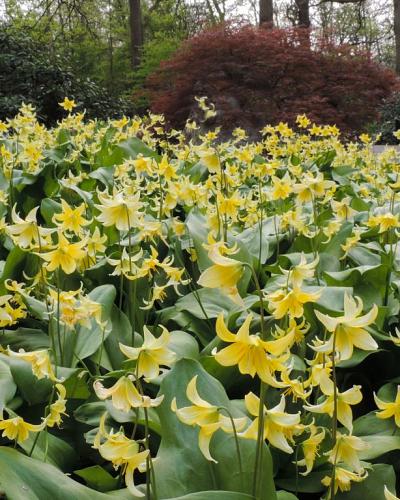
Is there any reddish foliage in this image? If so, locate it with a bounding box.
[146,25,399,135]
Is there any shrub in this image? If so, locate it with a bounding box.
[146,24,399,136]
[0,26,132,125]
[375,93,400,145]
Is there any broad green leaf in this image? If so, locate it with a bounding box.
[0,358,17,415]
[74,466,118,492]
[358,435,400,460]
[172,493,254,500]
[8,357,52,405]
[154,358,276,500]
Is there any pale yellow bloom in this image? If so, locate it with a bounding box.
[304,385,362,432]
[374,385,400,426]
[296,426,325,475]
[45,384,67,428]
[322,466,368,494]
[0,415,44,442]
[94,376,163,412]
[313,293,378,361]
[7,348,57,381]
[119,326,175,379]
[266,286,321,319]
[171,376,247,462]
[241,392,301,454]
[326,432,369,473]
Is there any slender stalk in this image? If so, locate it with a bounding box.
[218,406,243,489]
[330,329,338,500]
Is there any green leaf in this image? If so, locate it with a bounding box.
[358,435,400,460]
[168,330,199,360]
[74,466,118,492]
[276,493,298,500]
[0,358,16,415]
[172,493,254,500]
[154,359,276,500]
[0,447,114,499]
[0,246,26,293]
[9,357,52,405]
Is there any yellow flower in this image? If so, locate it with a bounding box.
[94,414,149,497]
[270,173,292,200]
[366,213,400,233]
[313,293,378,361]
[119,326,176,379]
[322,466,368,494]
[53,200,90,235]
[39,231,87,274]
[326,432,369,473]
[198,240,244,305]
[266,286,321,319]
[280,253,319,288]
[374,385,400,426]
[171,376,247,462]
[214,313,286,387]
[241,392,301,453]
[0,414,44,442]
[95,189,143,231]
[45,384,68,428]
[7,205,53,249]
[7,348,57,381]
[296,425,325,475]
[59,97,77,112]
[304,385,362,432]
[296,114,311,129]
[94,376,164,412]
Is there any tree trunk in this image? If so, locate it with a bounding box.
[395,0,400,74]
[294,0,310,28]
[259,0,273,28]
[129,0,143,70]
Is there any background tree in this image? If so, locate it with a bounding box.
[259,0,273,27]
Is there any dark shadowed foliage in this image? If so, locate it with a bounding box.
[146,24,399,136]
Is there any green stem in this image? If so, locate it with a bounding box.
[330,329,338,500]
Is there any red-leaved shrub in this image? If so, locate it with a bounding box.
[146,25,399,135]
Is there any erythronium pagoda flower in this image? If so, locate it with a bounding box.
[326,432,369,473]
[197,239,244,305]
[321,466,368,494]
[296,425,326,475]
[119,326,176,379]
[58,97,77,112]
[7,347,57,381]
[52,199,90,235]
[94,375,164,412]
[312,293,378,361]
[7,205,53,249]
[95,189,143,231]
[374,385,400,426]
[240,392,302,454]
[0,414,44,442]
[213,313,287,387]
[266,285,321,319]
[93,414,149,497]
[171,375,247,462]
[280,253,319,288]
[39,231,87,274]
[45,384,68,428]
[304,385,362,432]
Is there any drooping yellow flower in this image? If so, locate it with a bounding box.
[171,376,247,462]
[198,240,244,305]
[7,205,53,249]
[313,293,378,361]
[214,313,286,387]
[366,213,400,233]
[296,425,325,475]
[39,231,86,274]
[266,286,321,319]
[93,414,149,497]
[270,173,292,200]
[374,385,400,426]
[241,392,301,454]
[95,189,143,231]
[119,326,176,379]
[322,466,368,494]
[0,414,44,442]
[280,253,319,287]
[293,172,335,203]
[59,97,77,112]
[304,385,362,432]
[326,433,369,473]
[53,200,90,235]
[45,384,68,428]
[7,348,57,381]
[94,376,164,412]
